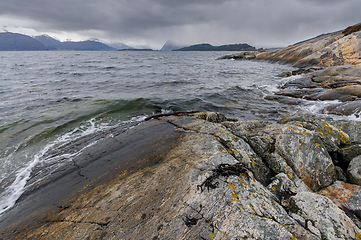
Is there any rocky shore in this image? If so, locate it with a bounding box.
[1,112,361,239]
[1,24,361,239]
[221,23,361,118]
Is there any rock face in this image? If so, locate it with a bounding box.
[256,33,342,65]
[1,112,361,239]
[255,24,361,69]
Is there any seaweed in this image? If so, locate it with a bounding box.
[197,163,253,192]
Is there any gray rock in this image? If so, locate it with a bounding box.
[222,120,273,139]
[279,112,350,152]
[319,181,361,229]
[339,144,361,164]
[194,111,228,123]
[275,125,336,191]
[289,192,361,240]
[348,155,361,185]
[335,121,361,144]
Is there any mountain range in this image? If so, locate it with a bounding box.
[0,32,257,52]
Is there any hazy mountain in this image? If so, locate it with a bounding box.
[57,40,116,51]
[175,43,256,51]
[0,32,47,51]
[33,34,61,50]
[108,42,134,50]
[33,35,116,51]
[160,40,186,51]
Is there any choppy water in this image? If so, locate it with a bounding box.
[0,51,352,215]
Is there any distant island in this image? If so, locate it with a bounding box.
[175,43,256,51]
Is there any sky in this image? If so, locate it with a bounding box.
[0,0,360,49]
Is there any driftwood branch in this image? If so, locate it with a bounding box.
[145,110,200,121]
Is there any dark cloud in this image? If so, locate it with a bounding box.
[0,0,360,48]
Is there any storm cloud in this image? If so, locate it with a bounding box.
[0,0,360,48]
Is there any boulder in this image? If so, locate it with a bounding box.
[319,181,361,229]
[324,100,361,117]
[289,192,361,240]
[279,112,350,152]
[335,121,361,144]
[275,125,336,191]
[348,155,361,185]
[339,144,361,164]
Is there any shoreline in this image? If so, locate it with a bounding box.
[1,112,361,239]
[1,24,361,239]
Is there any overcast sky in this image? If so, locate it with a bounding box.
[0,0,360,49]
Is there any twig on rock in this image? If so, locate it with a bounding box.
[145,110,200,121]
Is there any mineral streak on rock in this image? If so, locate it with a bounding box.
[1,112,361,239]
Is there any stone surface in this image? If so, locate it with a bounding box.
[1,113,361,239]
[319,181,361,229]
[335,121,361,144]
[289,192,361,240]
[278,112,350,151]
[349,156,361,185]
[256,33,342,64]
[294,31,361,68]
[275,125,336,191]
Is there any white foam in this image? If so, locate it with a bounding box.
[0,116,145,216]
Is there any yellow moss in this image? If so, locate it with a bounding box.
[228,182,236,191]
[292,236,297,240]
[356,233,361,240]
[271,186,276,191]
[210,232,215,239]
[227,148,234,155]
[231,135,237,142]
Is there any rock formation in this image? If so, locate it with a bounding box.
[1,112,361,239]
[220,23,361,118]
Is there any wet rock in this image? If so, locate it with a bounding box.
[306,85,361,102]
[264,95,305,105]
[217,51,257,60]
[194,111,228,123]
[277,71,292,77]
[319,181,361,229]
[324,100,361,117]
[289,192,361,240]
[275,88,324,99]
[280,76,320,89]
[348,156,361,185]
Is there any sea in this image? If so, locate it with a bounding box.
[0,51,353,216]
